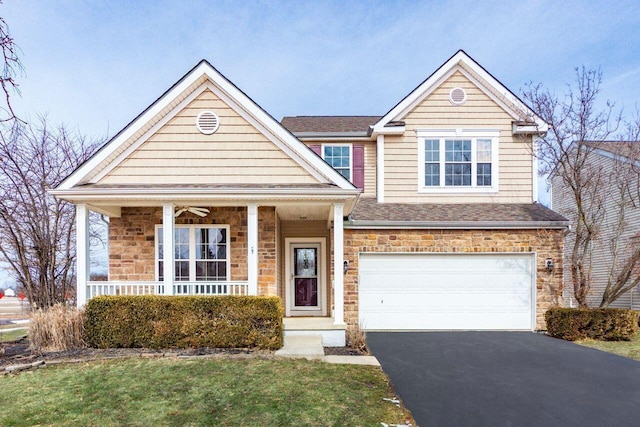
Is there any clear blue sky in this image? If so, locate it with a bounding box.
[4,1,640,138]
[1,1,640,285]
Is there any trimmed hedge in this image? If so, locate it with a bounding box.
[84,295,283,350]
[545,308,639,341]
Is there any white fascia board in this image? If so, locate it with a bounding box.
[297,136,372,143]
[293,131,371,139]
[344,220,569,230]
[90,85,209,184]
[369,125,406,137]
[593,147,640,167]
[49,186,361,199]
[50,188,360,216]
[57,62,213,191]
[58,61,355,192]
[371,51,548,133]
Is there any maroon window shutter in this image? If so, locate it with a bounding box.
[353,145,365,190]
[310,145,321,155]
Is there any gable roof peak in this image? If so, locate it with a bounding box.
[371,50,548,136]
[56,59,356,191]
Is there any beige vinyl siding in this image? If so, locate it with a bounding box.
[363,141,376,197]
[279,220,332,315]
[553,153,640,309]
[84,75,209,184]
[99,89,318,185]
[384,71,533,203]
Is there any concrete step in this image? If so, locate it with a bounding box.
[283,317,346,347]
[274,334,324,358]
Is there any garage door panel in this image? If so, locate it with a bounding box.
[358,253,534,330]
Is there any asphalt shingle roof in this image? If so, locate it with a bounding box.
[281,116,381,134]
[586,141,640,161]
[348,198,568,226]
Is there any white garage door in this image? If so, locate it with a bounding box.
[358,253,534,330]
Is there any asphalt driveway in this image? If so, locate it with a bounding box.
[367,332,640,427]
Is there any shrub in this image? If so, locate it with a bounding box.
[29,304,86,352]
[84,295,283,350]
[545,308,639,341]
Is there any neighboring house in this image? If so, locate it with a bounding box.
[552,142,640,310]
[52,50,568,346]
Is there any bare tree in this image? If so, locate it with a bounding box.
[0,117,100,308]
[522,67,621,307]
[0,5,23,122]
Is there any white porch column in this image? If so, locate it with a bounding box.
[377,134,385,203]
[333,203,345,325]
[75,204,90,307]
[247,204,258,295]
[162,204,175,296]
[532,135,539,203]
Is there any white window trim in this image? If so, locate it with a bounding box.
[155,224,231,281]
[321,143,353,181]
[417,129,500,193]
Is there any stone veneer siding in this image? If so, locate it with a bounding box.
[342,228,564,330]
[109,206,277,296]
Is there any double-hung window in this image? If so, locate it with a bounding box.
[156,225,230,281]
[418,129,499,192]
[322,145,352,181]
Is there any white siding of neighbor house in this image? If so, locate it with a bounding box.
[99,89,318,185]
[384,71,534,204]
[553,152,640,309]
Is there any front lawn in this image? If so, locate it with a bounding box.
[0,329,27,342]
[577,333,640,361]
[0,357,413,426]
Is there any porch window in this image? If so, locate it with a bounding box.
[418,129,499,192]
[322,145,352,180]
[156,225,229,281]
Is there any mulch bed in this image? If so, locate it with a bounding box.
[1,338,368,368]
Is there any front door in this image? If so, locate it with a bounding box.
[287,241,325,316]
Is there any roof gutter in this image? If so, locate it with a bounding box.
[344,220,570,230]
[292,131,371,139]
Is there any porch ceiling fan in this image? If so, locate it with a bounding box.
[175,206,210,217]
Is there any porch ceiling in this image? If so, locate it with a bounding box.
[276,204,331,221]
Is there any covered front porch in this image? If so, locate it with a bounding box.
[73,195,351,344]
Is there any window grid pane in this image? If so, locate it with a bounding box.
[477,163,492,186]
[445,140,471,186]
[157,226,228,282]
[324,145,351,180]
[424,139,440,186]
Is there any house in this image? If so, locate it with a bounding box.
[552,142,640,310]
[52,50,568,346]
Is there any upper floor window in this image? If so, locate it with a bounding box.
[322,145,352,181]
[418,129,499,192]
[156,224,229,282]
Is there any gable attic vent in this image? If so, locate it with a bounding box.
[449,87,467,105]
[196,111,220,134]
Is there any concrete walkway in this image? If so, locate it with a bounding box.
[275,334,380,366]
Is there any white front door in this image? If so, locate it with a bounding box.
[286,240,326,316]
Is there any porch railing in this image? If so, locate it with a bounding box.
[87,281,249,300]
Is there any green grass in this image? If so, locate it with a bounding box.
[0,357,413,426]
[0,328,27,342]
[577,333,640,361]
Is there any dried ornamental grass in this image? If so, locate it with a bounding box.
[346,322,369,354]
[29,304,86,352]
